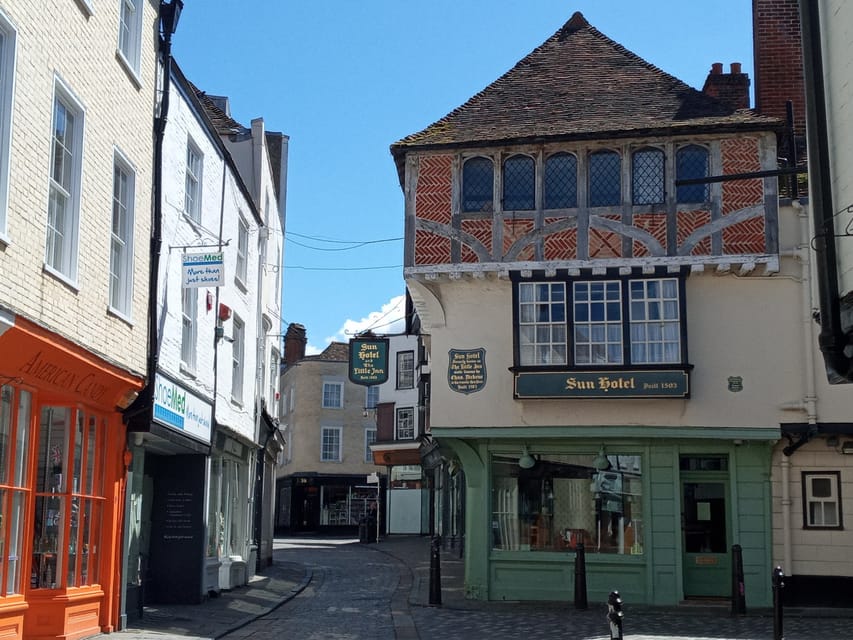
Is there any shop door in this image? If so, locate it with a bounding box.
[681,477,730,598]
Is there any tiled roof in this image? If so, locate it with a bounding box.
[304,341,349,362]
[192,87,247,136]
[391,12,779,159]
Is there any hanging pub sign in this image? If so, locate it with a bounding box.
[514,369,689,399]
[348,335,389,385]
[448,348,487,394]
[182,252,225,288]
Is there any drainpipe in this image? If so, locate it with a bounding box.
[799,0,853,383]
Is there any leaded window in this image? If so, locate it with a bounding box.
[573,281,623,365]
[676,145,709,203]
[632,148,664,205]
[462,157,493,212]
[588,150,621,207]
[544,152,577,209]
[503,154,534,210]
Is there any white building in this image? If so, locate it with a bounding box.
[0,1,158,638]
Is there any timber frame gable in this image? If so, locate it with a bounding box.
[403,130,780,282]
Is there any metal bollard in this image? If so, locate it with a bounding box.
[731,544,746,615]
[429,535,442,606]
[607,590,624,640]
[574,542,588,610]
[772,566,785,640]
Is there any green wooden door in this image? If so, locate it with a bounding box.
[681,477,730,598]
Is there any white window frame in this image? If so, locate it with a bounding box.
[184,139,203,222]
[628,278,681,364]
[45,78,85,283]
[235,213,248,286]
[365,385,379,410]
[396,407,415,440]
[573,280,623,365]
[397,351,414,390]
[231,315,245,403]
[320,426,342,462]
[803,471,843,529]
[364,428,377,463]
[269,347,280,416]
[321,380,343,409]
[109,149,135,318]
[117,0,143,78]
[518,281,567,366]
[181,288,197,371]
[0,12,16,243]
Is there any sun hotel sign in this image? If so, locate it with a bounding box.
[348,335,390,386]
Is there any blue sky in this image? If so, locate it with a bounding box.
[172,1,754,354]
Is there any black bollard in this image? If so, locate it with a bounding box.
[607,590,624,640]
[772,566,785,640]
[574,542,588,610]
[429,535,442,606]
[731,544,746,615]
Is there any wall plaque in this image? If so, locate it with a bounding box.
[448,348,486,394]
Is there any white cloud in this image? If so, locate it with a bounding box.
[326,294,406,344]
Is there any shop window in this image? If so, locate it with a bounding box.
[207,457,244,557]
[802,471,842,529]
[396,407,415,440]
[462,156,493,212]
[491,451,643,554]
[320,484,374,526]
[514,274,685,368]
[632,147,664,205]
[502,154,535,211]
[588,150,621,207]
[32,406,105,589]
[0,386,31,595]
[544,152,577,209]
[676,144,709,203]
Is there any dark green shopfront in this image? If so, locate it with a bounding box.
[436,426,776,607]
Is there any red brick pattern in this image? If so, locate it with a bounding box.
[543,220,577,260]
[589,215,622,259]
[722,138,763,214]
[414,229,451,264]
[503,220,535,260]
[677,210,712,255]
[415,155,453,223]
[461,219,493,263]
[723,217,766,255]
[632,213,667,257]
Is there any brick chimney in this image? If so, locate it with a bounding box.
[702,62,751,111]
[752,0,806,135]
[283,323,307,365]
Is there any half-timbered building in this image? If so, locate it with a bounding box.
[390,11,848,606]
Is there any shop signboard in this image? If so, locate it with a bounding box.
[153,373,213,443]
[348,336,389,385]
[514,369,689,399]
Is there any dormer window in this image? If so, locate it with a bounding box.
[502,154,535,211]
[588,150,621,207]
[462,156,493,212]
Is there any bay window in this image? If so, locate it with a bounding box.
[514,270,687,369]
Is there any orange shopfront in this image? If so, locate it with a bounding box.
[0,314,142,640]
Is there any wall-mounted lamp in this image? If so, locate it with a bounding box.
[592,446,610,471]
[159,0,184,36]
[518,445,536,469]
[841,441,853,454]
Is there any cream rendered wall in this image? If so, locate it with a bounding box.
[421,203,852,431]
[821,0,853,298]
[0,0,156,373]
[281,360,383,475]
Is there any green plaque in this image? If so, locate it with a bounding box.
[348,337,389,386]
[448,348,487,394]
[514,369,689,399]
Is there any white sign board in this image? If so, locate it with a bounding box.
[182,252,224,288]
[153,373,213,444]
[367,472,379,484]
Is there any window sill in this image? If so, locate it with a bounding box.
[179,363,197,379]
[106,305,134,328]
[115,51,143,90]
[43,264,79,292]
[74,0,94,17]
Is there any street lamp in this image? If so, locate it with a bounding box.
[160,0,183,36]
